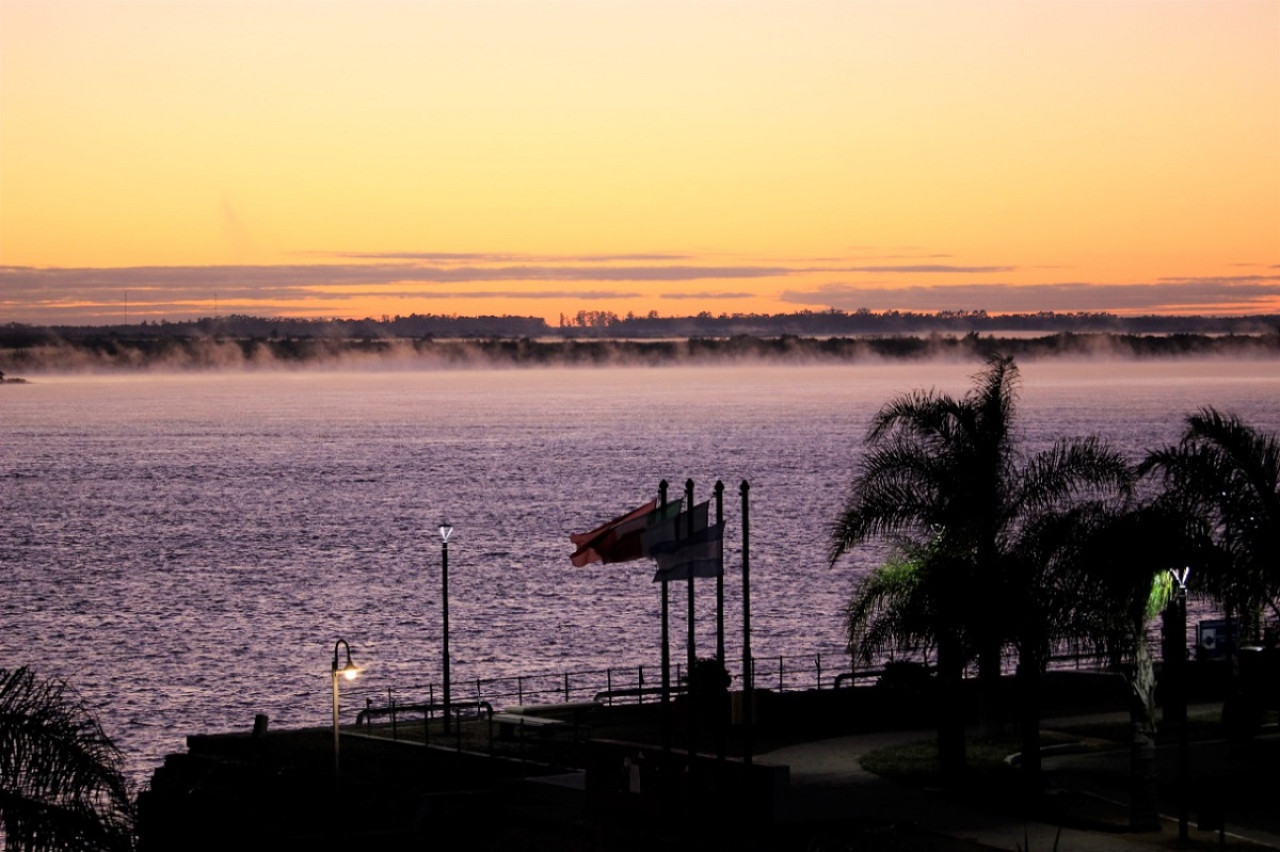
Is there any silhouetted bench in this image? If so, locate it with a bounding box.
[593,686,676,703]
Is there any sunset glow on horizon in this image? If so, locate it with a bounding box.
[2,0,1277,326]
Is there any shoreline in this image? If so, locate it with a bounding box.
[3,331,1279,374]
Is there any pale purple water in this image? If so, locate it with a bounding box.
[1,359,1277,787]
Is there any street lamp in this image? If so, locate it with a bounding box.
[439,522,453,734]
[1166,567,1190,841]
[331,639,362,791]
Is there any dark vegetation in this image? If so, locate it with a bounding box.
[0,667,135,852]
[830,355,1279,829]
[1,314,1279,372]
[9,308,1279,343]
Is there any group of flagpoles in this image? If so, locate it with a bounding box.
[654,478,753,765]
[569,478,753,764]
[740,479,752,765]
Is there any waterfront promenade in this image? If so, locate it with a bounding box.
[137,675,1279,852]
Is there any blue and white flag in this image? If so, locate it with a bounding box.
[651,521,724,582]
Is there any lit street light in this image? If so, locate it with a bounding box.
[331,639,362,791]
[440,522,453,734]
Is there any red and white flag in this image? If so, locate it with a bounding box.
[569,499,683,566]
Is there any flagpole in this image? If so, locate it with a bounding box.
[658,479,671,756]
[714,480,725,666]
[685,478,696,676]
[685,478,698,789]
[714,479,726,763]
[740,480,753,766]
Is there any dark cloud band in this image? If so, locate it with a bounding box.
[782,279,1280,313]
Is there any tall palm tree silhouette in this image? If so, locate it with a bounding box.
[830,353,1130,781]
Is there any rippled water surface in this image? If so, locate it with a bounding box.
[2,360,1277,785]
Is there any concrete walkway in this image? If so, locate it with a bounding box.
[756,711,1280,852]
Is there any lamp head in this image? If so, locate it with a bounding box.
[439,522,453,544]
[332,639,362,679]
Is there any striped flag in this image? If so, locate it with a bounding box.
[569,498,682,566]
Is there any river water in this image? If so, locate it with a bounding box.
[2,358,1276,786]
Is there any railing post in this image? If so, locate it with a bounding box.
[778,656,784,692]
[816,654,822,690]
[638,666,644,704]
[564,672,570,702]
[606,669,613,706]
[518,676,524,705]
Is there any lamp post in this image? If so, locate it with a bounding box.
[331,639,361,791]
[1166,567,1190,841]
[440,522,453,734]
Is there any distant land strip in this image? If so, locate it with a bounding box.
[5,308,1280,342]
[2,329,1278,373]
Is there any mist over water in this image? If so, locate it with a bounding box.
[2,359,1277,787]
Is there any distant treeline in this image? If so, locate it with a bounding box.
[4,308,1279,346]
[2,328,1278,373]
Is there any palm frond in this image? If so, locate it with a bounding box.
[1140,407,1280,634]
[0,667,135,852]
[1015,437,1133,516]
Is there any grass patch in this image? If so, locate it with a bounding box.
[860,730,1086,787]
[861,737,1006,786]
[860,739,946,785]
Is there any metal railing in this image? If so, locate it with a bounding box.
[338,622,1269,755]
[339,642,1171,757]
[339,648,1019,720]
[342,638,1156,726]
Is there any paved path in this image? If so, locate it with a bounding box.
[756,714,1280,852]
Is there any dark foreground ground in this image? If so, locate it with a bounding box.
[137,671,1279,852]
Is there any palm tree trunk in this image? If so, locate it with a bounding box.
[978,640,1006,738]
[1127,640,1161,831]
[1016,655,1043,789]
[936,633,967,783]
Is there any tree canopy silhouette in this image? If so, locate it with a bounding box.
[1141,407,1280,637]
[829,353,1131,781]
[0,667,135,852]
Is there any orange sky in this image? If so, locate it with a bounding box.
[2,0,1278,325]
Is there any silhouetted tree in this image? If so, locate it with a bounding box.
[0,667,135,851]
[1140,407,1280,638]
[830,354,1131,781]
[1044,502,1203,829]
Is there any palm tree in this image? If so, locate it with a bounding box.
[1140,407,1280,637]
[0,667,135,852]
[844,544,945,667]
[1141,408,1279,739]
[843,539,974,778]
[830,353,1131,780]
[1045,501,1205,830]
